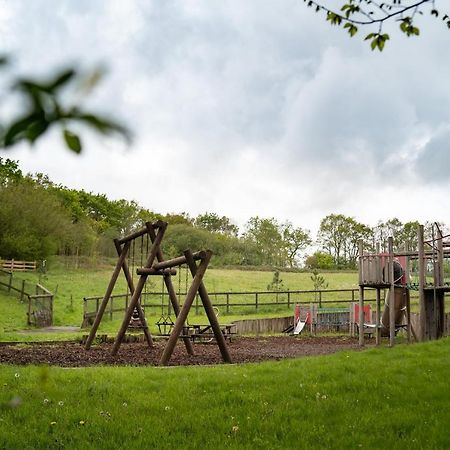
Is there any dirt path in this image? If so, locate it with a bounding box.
[0,336,360,367]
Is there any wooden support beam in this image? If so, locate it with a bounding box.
[117,220,166,244]
[111,223,167,356]
[375,288,381,346]
[146,224,194,356]
[85,241,130,350]
[159,251,212,365]
[113,239,153,349]
[388,237,395,347]
[136,268,177,276]
[184,249,232,364]
[359,285,364,347]
[152,251,206,271]
[418,225,426,341]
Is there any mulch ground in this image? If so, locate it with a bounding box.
[0,336,361,367]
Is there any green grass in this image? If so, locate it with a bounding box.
[0,266,360,341]
[0,338,449,449]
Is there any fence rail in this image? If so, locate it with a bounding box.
[0,269,53,327]
[82,288,390,326]
[0,259,37,272]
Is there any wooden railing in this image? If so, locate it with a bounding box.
[0,269,53,327]
[0,259,37,272]
[82,288,380,326]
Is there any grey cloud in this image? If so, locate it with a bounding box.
[415,127,450,182]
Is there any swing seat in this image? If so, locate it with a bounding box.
[156,316,175,336]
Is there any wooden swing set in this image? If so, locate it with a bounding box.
[84,220,232,366]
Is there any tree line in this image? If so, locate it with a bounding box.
[0,158,442,269]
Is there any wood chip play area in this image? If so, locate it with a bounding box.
[0,336,359,367]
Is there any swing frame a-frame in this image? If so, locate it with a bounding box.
[84,220,232,366]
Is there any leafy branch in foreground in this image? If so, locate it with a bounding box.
[303,0,449,51]
[1,62,131,153]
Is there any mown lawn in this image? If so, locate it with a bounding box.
[0,338,449,449]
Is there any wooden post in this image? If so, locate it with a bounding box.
[287,290,291,309]
[226,293,230,314]
[27,295,32,325]
[111,223,167,355]
[85,241,131,350]
[255,293,259,311]
[8,272,12,292]
[146,225,194,356]
[159,251,215,365]
[358,240,364,346]
[375,288,381,346]
[20,279,26,302]
[418,225,426,341]
[113,238,153,349]
[406,288,411,343]
[388,237,395,347]
[184,249,232,364]
[359,286,364,347]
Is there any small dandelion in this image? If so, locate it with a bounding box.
[164,406,171,411]
[58,401,64,406]
[79,420,85,426]
[50,421,57,426]
[122,402,128,407]
[14,373,20,378]
[232,426,239,433]
[43,399,49,404]
[321,395,327,400]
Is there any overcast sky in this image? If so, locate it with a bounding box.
[1,0,449,235]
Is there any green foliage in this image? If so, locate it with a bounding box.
[305,251,335,270]
[194,212,238,236]
[318,214,372,268]
[0,158,23,186]
[0,182,76,260]
[267,270,285,291]
[303,0,449,50]
[310,269,329,290]
[0,63,130,152]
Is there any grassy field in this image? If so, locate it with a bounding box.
[0,337,449,449]
[0,264,360,341]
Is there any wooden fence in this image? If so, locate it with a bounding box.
[0,259,37,272]
[0,269,53,327]
[82,288,381,326]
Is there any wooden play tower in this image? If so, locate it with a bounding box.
[358,223,449,347]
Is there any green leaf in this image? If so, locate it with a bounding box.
[69,111,131,142]
[344,22,358,37]
[63,129,82,154]
[2,113,42,146]
[48,69,76,91]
